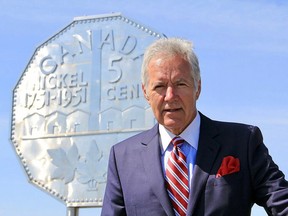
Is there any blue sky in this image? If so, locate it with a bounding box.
[1,0,288,215]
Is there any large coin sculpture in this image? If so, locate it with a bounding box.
[11,13,165,207]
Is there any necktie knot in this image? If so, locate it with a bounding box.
[171,136,184,147]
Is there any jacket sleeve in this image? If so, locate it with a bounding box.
[101,146,127,216]
[249,126,288,215]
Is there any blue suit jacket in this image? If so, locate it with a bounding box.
[101,113,288,215]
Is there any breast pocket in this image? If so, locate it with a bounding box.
[206,172,242,189]
[204,173,243,209]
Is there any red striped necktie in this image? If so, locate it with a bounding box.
[166,136,189,216]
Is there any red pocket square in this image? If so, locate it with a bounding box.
[216,156,240,178]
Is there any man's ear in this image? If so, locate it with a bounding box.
[142,84,149,101]
[196,80,201,100]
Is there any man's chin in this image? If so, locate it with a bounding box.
[163,120,184,135]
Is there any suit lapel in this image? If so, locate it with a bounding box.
[140,124,175,216]
[187,113,221,216]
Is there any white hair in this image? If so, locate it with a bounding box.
[141,38,201,89]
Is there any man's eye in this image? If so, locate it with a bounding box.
[177,82,187,87]
[154,85,164,90]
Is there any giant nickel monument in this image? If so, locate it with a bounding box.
[11,13,165,208]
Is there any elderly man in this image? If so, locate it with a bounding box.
[101,38,288,216]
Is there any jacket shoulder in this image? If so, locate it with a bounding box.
[200,112,260,135]
[113,124,158,150]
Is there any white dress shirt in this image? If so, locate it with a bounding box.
[159,111,200,187]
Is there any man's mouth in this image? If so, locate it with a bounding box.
[164,108,181,112]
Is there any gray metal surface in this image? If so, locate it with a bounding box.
[11,13,165,207]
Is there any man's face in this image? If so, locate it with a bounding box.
[142,54,201,135]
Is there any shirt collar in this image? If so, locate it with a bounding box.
[159,111,201,154]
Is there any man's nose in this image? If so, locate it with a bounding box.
[164,86,177,101]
